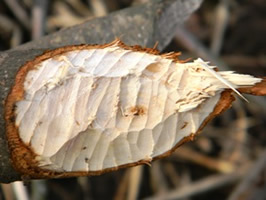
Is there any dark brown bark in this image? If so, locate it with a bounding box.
[0,0,203,183]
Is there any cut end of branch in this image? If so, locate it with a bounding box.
[4,40,263,180]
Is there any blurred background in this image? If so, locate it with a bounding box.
[0,0,266,199]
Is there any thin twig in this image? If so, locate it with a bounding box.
[228,149,266,200]
[127,166,143,200]
[1,183,14,200]
[89,0,108,17]
[66,0,92,17]
[3,0,31,30]
[48,1,87,30]
[0,14,17,33]
[114,171,130,200]
[175,25,229,71]
[163,163,181,187]
[77,177,91,200]
[149,161,169,195]
[11,181,29,200]
[144,171,245,200]
[172,146,235,173]
[222,55,266,69]
[0,14,22,47]
[227,101,249,163]
[31,180,47,200]
[32,0,49,39]
[210,0,230,55]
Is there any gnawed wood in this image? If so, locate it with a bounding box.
[0,0,203,183]
[5,40,262,179]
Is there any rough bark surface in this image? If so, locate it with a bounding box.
[0,0,203,183]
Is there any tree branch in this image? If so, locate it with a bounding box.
[0,0,203,183]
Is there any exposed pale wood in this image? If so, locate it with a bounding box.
[6,42,259,177]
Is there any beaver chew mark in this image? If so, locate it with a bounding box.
[130,106,146,116]
[7,40,262,176]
